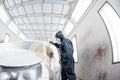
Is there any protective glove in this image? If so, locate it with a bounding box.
[49,41,55,45]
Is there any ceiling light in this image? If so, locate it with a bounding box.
[65,21,74,36]
[0,5,9,23]
[8,22,20,34]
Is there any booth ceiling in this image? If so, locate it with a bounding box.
[1,0,75,41]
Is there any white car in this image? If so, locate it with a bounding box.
[0,42,42,80]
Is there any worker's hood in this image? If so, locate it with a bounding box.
[55,31,64,41]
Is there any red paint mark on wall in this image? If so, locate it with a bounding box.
[95,44,107,58]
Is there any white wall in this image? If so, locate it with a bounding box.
[68,0,120,80]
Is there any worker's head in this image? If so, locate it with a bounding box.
[55,31,64,42]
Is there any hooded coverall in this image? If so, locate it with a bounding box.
[54,36,76,80]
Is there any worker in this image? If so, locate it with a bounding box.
[49,31,76,80]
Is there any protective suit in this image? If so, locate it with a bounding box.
[50,31,76,80]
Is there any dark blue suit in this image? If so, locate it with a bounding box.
[55,38,76,80]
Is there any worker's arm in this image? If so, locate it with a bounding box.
[49,41,60,48]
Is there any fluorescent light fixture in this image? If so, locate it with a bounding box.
[4,33,10,43]
[99,2,120,63]
[19,33,26,40]
[8,22,20,34]
[0,5,9,23]
[65,21,74,36]
[71,0,92,23]
[71,36,78,62]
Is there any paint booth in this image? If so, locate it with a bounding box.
[0,0,120,80]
